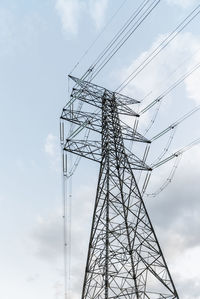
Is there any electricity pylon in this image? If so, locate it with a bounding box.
[60,76,179,299]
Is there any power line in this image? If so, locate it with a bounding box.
[61,76,180,298]
[90,0,161,81]
[69,0,129,75]
[159,61,200,98]
[140,60,200,114]
[116,3,200,92]
[152,128,177,165]
[151,104,200,142]
[143,137,200,196]
[137,102,200,193]
[78,0,154,83]
[68,0,160,132]
[145,155,182,197]
[89,0,152,71]
[65,58,200,183]
[60,2,200,298]
[152,137,200,169]
[139,44,200,106]
[143,100,162,135]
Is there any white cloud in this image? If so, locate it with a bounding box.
[146,146,200,250]
[33,145,200,298]
[116,32,200,133]
[173,247,200,298]
[42,32,200,298]
[89,0,108,29]
[119,32,200,100]
[55,0,84,35]
[44,134,60,171]
[185,64,200,104]
[29,183,96,298]
[141,146,200,298]
[30,214,65,298]
[166,0,198,9]
[55,0,108,35]
[44,134,58,157]
[31,214,63,261]
[176,275,200,299]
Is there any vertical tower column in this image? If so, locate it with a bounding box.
[61,76,179,299]
[81,91,178,299]
[102,94,110,299]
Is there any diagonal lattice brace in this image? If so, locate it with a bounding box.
[61,108,150,143]
[61,76,179,299]
[64,139,151,171]
[79,91,179,299]
[69,76,140,116]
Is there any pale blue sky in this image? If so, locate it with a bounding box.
[0,0,200,298]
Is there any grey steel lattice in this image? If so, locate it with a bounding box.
[61,76,179,299]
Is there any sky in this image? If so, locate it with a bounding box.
[0,0,200,298]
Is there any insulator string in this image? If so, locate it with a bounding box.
[61,150,68,299]
[145,155,182,197]
[152,128,177,165]
[143,100,162,135]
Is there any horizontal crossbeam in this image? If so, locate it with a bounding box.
[61,109,150,143]
[69,76,140,116]
[64,139,151,171]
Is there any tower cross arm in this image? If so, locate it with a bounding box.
[61,75,180,299]
[69,75,140,116]
[64,139,102,163]
[63,138,151,171]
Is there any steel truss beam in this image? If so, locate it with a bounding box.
[61,77,179,299]
[61,109,150,143]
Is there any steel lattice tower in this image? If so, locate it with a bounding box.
[60,76,179,299]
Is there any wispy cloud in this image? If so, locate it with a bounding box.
[118,32,200,101]
[44,134,58,157]
[30,184,96,298]
[185,63,200,105]
[89,0,108,29]
[30,149,200,298]
[110,31,200,298]
[55,0,108,35]
[44,133,60,171]
[31,214,63,261]
[115,32,200,130]
[55,0,84,35]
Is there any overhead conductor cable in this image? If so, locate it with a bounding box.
[89,0,161,81]
[142,137,200,196]
[140,60,200,115]
[88,0,153,71]
[117,3,200,92]
[69,0,129,75]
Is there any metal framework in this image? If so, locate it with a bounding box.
[60,76,179,299]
